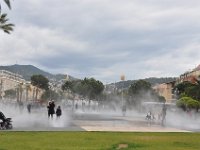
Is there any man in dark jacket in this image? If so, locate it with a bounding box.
[47,101,55,118]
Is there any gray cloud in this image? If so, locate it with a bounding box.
[1,0,200,83]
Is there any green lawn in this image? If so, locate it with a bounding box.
[0,132,199,150]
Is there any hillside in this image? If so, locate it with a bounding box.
[109,77,177,89]
[0,64,74,81]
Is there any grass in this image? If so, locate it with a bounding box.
[0,132,199,150]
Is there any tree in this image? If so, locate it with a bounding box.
[175,80,200,101]
[80,78,104,100]
[175,81,194,97]
[61,78,104,109]
[0,0,14,34]
[176,96,200,112]
[61,81,72,92]
[0,0,11,9]
[128,80,152,95]
[25,83,31,101]
[128,80,163,108]
[0,13,14,33]
[31,75,49,100]
[15,83,24,102]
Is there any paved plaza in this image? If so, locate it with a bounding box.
[1,102,199,132]
[9,110,198,132]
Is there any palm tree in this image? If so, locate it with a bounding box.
[0,0,11,10]
[0,0,14,34]
[0,13,14,33]
[25,84,31,101]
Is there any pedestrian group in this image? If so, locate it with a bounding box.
[47,100,62,119]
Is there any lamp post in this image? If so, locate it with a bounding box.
[120,74,126,116]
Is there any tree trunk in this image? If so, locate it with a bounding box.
[16,88,19,102]
[26,88,29,101]
[35,87,39,101]
[19,89,22,102]
[32,88,35,101]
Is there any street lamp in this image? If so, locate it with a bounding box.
[120,74,125,105]
[120,74,126,116]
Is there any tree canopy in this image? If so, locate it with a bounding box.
[175,80,200,101]
[176,96,200,111]
[62,78,104,100]
[128,80,152,95]
[128,80,165,107]
[31,74,49,90]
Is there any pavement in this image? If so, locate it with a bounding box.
[72,112,191,132]
[1,108,199,132]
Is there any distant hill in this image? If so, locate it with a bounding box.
[0,64,75,81]
[109,77,177,89]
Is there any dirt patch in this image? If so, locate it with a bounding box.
[117,144,128,149]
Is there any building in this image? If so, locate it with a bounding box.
[153,81,176,103]
[177,64,200,84]
[0,70,26,91]
[0,70,43,101]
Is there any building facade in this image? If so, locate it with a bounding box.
[177,65,200,84]
[0,70,43,101]
[153,81,176,103]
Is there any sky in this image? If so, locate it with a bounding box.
[1,0,200,83]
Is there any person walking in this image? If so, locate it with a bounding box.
[56,106,62,119]
[161,104,167,126]
[27,103,32,113]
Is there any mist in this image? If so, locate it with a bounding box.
[0,96,199,132]
[0,101,71,131]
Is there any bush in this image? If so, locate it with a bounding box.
[176,97,200,111]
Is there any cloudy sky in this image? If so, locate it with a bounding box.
[1,0,200,83]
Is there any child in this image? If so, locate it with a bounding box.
[56,106,62,118]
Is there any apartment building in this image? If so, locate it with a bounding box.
[177,64,200,84]
[0,70,43,101]
[153,81,176,103]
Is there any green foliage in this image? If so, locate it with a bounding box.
[61,78,104,100]
[180,93,188,98]
[0,0,14,34]
[0,13,14,33]
[185,85,200,100]
[187,99,200,109]
[175,81,200,101]
[128,80,152,95]
[61,80,72,91]
[175,81,194,95]
[81,78,104,99]
[176,97,200,110]
[31,74,49,90]
[0,132,200,150]
[127,80,166,108]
